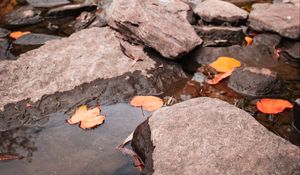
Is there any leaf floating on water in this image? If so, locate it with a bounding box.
[206,68,235,85]
[67,106,105,129]
[9,31,31,39]
[0,154,24,161]
[80,115,105,129]
[130,96,164,111]
[67,105,88,124]
[245,36,253,46]
[256,99,293,114]
[210,57,241,73]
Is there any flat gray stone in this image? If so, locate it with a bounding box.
[249,3,300,39]
[0,28,10,38]
[133,97,300,175]
[4,6,43,27]
[26,0,70,8]
[107,0,202,59]
[13,33,62,46]
[0,27,186,111]
[194,0,249,23]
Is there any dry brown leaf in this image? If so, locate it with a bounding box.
[130,96,164,111]
[0,154,24,161]
[245,36,253,46]
[9,31,31,39]
[206,68,235,85]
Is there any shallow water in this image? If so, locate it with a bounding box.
[0,103,150,175]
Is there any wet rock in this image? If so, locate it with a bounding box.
[194,0,248,24]
[228,67,286,97]
[26,0,70,8]
[107,0,202,59]
[46,4,97,18]
[249,3,300,39]
[0,27,187,130]
[180,44,279,72]
[0,39,15,60]
[72,12,96,31]
[194,25,244,46]
[4,6,43,27]
[253,33,282,49]
[13,33,62,46]
[283,42,300,63]
[88,10,108,28]
[132,97,300,175]
[0,28,10,38]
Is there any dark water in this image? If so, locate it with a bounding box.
[0,103,150,175]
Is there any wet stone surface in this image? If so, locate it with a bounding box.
[46,4,97,18]
[0,28,10,38]
[4,6,43,27]
[13,33,62,46]
[0,38,15,60]
[26,0,71,8]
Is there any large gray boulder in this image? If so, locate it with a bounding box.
[107,0,202,59]
[249,3,300,39]
[0,27,187,131]
[132,97,300,175]
[194,0,249,23]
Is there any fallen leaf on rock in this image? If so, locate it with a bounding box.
[245,36,253,46]
[207,68,235,85]
[210,57,241,73]
[256,99,293,114]
[67,105,105,129]
[0,154,24,161]
[9,31,30,39]
[130,96,164,111]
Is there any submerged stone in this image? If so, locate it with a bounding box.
[0,39,15,60]
[132,97,300,175]
[0,28,10,38]
[4,6,43,27]
[13,33,62,46]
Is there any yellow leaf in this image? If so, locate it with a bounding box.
[130,96,164,111]
[9,31,30,39]
[210,57,241,73]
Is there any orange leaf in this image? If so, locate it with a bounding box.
[80,115,105,129]
[130,96,164,111]
[256,99,293,114]
[9,31,30,39]
[206,68,235,85]
[210,57,241,73]
[67,105,88,124]
[67,106,105,129]
[245,36,253,46]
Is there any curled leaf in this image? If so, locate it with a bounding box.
[130,96,163,111]
[9,31,30,39]
[256,99,293,114]
[245,36,253,46]
[210,57,241,73]
[206,68,235,85]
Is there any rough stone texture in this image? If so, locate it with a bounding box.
[107,0,202,59]
[228,67,286,97]
[4,6,43,27]
[253,33,282,49]
[0,28,10,38]
[194,0,249,23]
[0,27,186,111]
[283,42,300,62]
[26,0,70,7]
[194,25,244,46]
[46,4,97,18]
[249,3,300,39]
[133,97,300,175]
[13,33,62,46]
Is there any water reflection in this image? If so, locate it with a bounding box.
[0,103,149,175]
